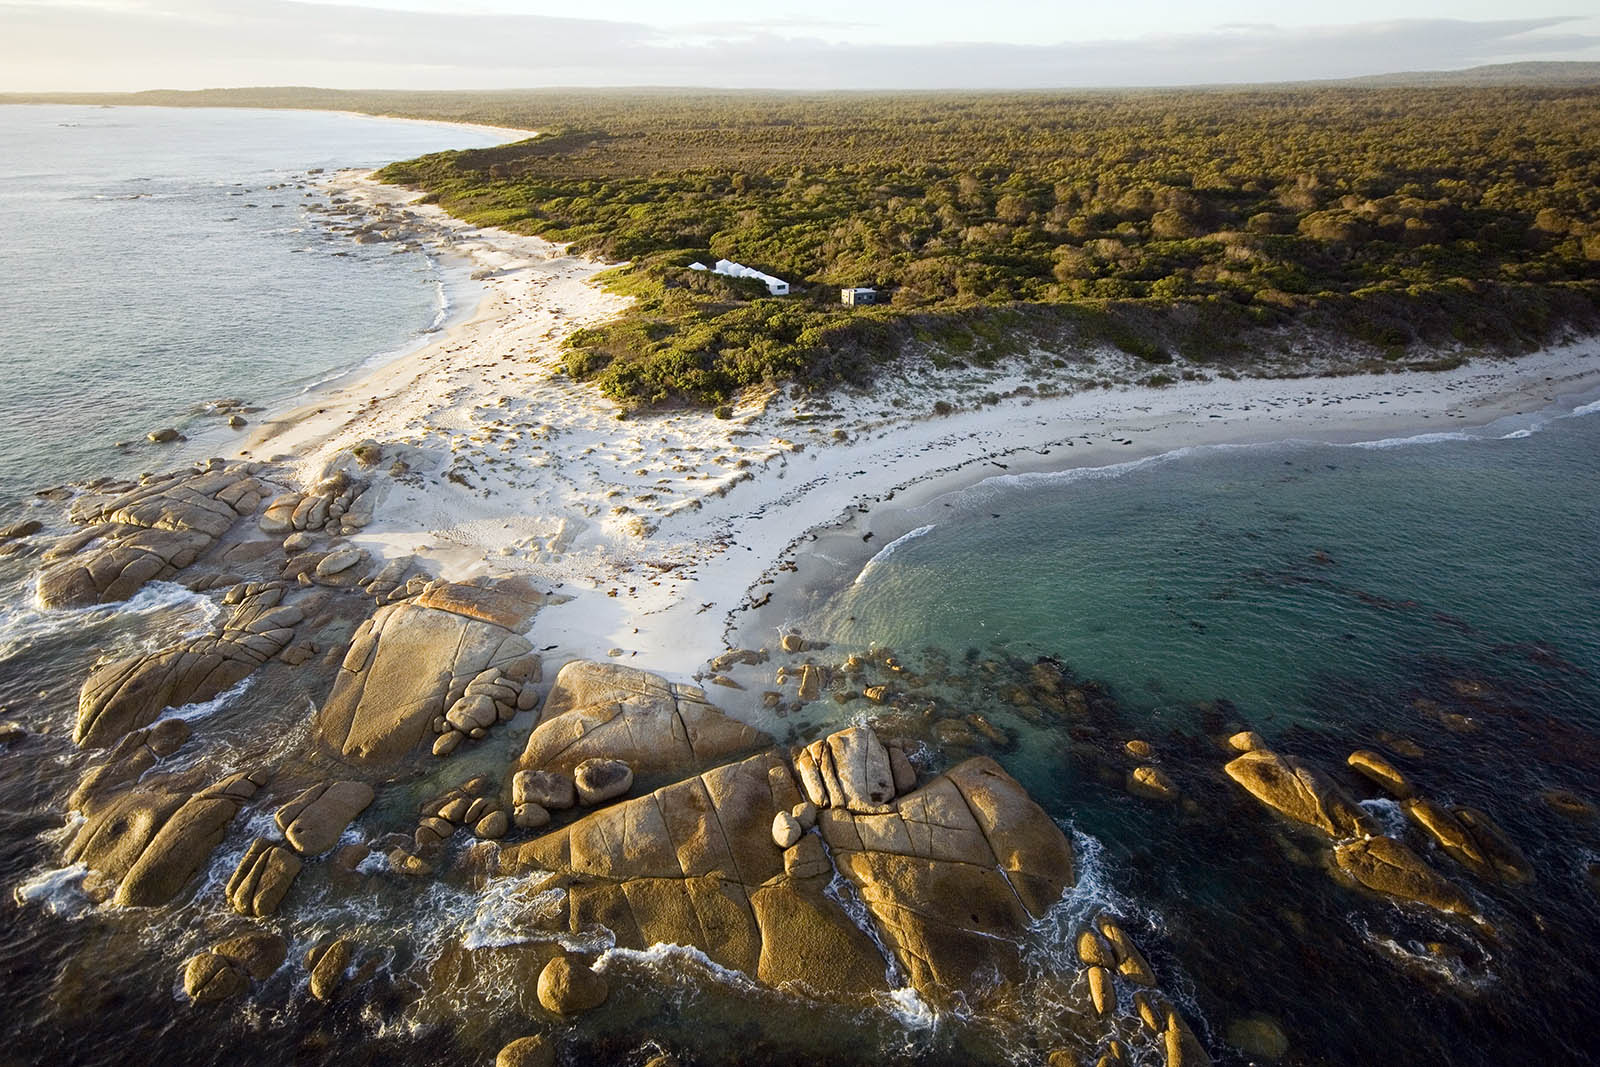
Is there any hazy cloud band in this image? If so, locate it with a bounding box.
[2,1,1595,90]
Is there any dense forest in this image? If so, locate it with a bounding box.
[375,88,1600,406]
[13,84,1599,406]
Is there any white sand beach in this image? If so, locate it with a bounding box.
[241,171,1600,682]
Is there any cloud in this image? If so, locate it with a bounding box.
[1,2,1596,91]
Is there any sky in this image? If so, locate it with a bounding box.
[2,0,1598,92]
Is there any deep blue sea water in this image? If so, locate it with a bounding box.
[0,105,514,506]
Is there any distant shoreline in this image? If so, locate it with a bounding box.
[0,99,539,143]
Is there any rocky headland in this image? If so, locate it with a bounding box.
[5,436,1582,1067]
[2,170,1597,1067]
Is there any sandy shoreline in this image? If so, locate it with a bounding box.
[322,110,539,142]
[232,171,1600,685]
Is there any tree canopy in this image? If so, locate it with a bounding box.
[358,88,1596,405]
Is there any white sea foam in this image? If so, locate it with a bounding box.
[971,447,1199,500]
[854,524,937,586]
[824,844,902,987]
[1,579,217,663]
[1359,797,1409,837]
[597,941,766,997]
[159,675,256,724]
[1344,430,1477,450]
[355,850,389,876]
[926,387,1600,520]
[459,883,568,950]
[879,986,939,1031]
[425,266,451,332]
[1024,825,1148,971]
[12,862,90,916]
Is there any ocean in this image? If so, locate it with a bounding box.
[755,395,1600,1065]
[0,104,514,506]
[1,103,1598,1067]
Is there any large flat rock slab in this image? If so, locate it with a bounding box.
[318,589,538,765]
[503,727,1075,1011]
[820,755,1075,1007]
[65,768,268,908]
[75,583,301,748]
[39,462,275,608]
[500,750,889,997]
[516,660,769,784]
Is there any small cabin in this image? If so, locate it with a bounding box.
[841,287,878,306]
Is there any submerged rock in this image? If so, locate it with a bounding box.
[1226,1013,1290,1060]
[1538,788,1596,822]
[797,664,822,702]
[1127,765,1178,802]
[1403,799,1531,885]
[1332,835,1473,916]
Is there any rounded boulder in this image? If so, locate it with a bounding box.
[496,1035,555,1067]
[573,758,633,806]
[537,955,609,1015]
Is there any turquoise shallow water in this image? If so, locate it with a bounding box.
[807,404,1600,736]
[0,104,513,506]
[773,394,1600,1065]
